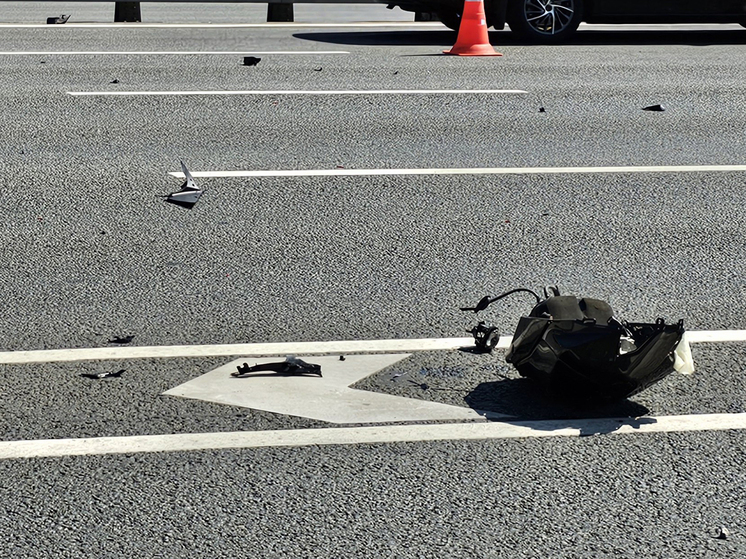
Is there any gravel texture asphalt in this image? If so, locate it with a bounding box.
[0,5,745,557]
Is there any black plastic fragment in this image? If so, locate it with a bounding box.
[232,356,322,377]
[107,335,134,344]
[243,56,261,66]
[82,369,125,380]
[503,289,685,400]
[47,14,70,24]
[460,295,491,313]
[642,104,666,112]
[468,321,500,353]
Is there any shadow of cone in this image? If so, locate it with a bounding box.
[444,0,502,56]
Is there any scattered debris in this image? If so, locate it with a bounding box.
[82,369,125,380]
[339,355,346,361]
[460,295,491,313]
[243,56,261,66]
[643,104,666,112]
[391,371,408,381]
[232,356,322,377]
[461,285,691,400]
[716,526,730,540]
[46,14,70,24]
[110,79,119,84]
[539,107,545,113]
[107,335,134,344]
[313,67,323,71]
[165,161,204,210]
[467,321,500,353]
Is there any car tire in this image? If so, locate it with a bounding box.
[436,9,461,31]
[507,0,583,43]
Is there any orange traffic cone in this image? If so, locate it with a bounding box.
[443,0,502,56]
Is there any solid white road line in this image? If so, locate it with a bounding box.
[2,412,745,459]
[0,22,443,29]
[68,89,528,97]
[0,337,478,364]
[0,51,349,56]
[169,164,746,179]
[0,330,741,365]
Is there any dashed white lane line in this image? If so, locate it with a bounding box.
[0,330,741,364]
[0,50,349,55]
[169,164,746,179]
[68,89,528,97]
[2,412,745,460]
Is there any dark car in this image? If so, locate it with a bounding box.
[389,0,746,43]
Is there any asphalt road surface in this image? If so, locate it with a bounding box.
[1,3,746,558]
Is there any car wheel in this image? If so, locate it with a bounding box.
[507,0,583,43]
[436,9,461,31]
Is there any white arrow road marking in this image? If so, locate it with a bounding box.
[164,354,498,424]
[2,413,746,460]
[0,330,740,364]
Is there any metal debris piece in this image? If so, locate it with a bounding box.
[82,369,125,380]
[47,14,70,24]
[165,161,204,210]
[107,335,134,344]
[243,56,261,66]
[468,321,500,353]
[642,104,666,112]
[716,526,730,540]
[232,356,322,377]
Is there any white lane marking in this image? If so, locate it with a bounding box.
[2,412,745,460]
[165,354,495,423]
[0,330,740,365]
[169,164,746,179]
[0,51,349,56]
[0,22,442,29]
[0,337,477,364]
[68,89,528,97]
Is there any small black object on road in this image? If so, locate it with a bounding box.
[232,357,322,377]
[642,104,666,112]
[82,369,125,380]
[243,56,261,66]
[107,335,134,344]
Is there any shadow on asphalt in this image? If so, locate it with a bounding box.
[465,379,651,430]
[294,29,746,47]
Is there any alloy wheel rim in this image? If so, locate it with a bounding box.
[524,0,575,35]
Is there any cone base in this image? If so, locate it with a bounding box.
[443,47,503,56]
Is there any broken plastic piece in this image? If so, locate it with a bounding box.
[232,356,322,377]
[501,288,686,399]
[166,162,204,210]
[243,56,261,66]
[107,335,134,344]
[82,369,125,380]
[643,104,665,112]
[468,321,500,353]
[47,14,70,24]
[674,332,695,374]
[716,526,730,540]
